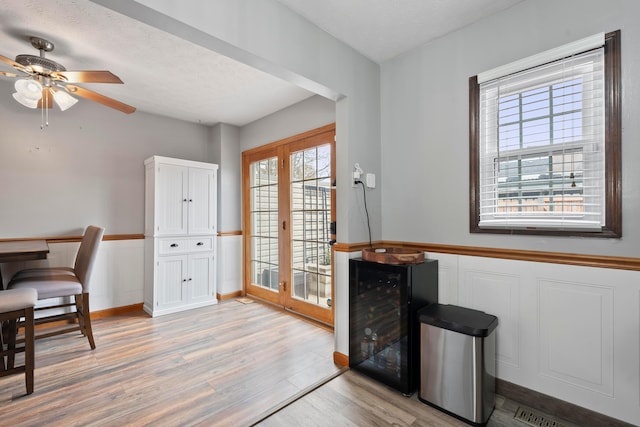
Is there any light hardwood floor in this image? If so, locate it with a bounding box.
[256,368,570,427]
[0,299,339,426]
[1,299,574,427]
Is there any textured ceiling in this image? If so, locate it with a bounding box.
[0,0,524,127]
[0,0,314,126]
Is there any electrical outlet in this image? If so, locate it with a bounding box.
[352,163,364,187]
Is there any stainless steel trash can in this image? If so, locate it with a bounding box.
[418,304,498,426]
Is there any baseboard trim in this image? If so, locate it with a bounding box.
[32,303,144,330]
[333,352,348,367]
[217,291,243,301]
[90,303,144,319]
[496,379,634,427]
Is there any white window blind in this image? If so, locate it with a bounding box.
[478,45,605,230]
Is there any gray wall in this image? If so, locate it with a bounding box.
[0,83,210,237]
[209,123,241,232]
[0,88,334,240]
[380,0,640,257]
[240,95,335,151]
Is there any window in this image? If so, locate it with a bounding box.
[470,31,621,237]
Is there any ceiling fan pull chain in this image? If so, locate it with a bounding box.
[40,88,49,130]
[41,91,44,130]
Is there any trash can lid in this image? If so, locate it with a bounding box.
[418,304,498,337]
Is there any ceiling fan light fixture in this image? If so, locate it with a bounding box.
[14,78,43,100]
[12,92,39,109]
[4,37,135,126]
[52,89,78,111]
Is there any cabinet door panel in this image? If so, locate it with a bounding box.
[158,164,188,235]
[188,168,216,235]
[188,253,215,304]
[157,256,187,310]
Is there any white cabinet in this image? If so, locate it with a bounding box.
[155,251,215,312]
[144,156,218,317]
[148,161,217,237]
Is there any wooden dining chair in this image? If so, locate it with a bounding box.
[7,225,105,349]
[0,288,37,394]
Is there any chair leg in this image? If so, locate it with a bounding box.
[24,307,34,395]
[6,319,16,370]
[75,295,86,335]
[76,294,95,350]
[1,319,6,371]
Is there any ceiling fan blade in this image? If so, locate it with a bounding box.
[0,70,18,78]
[0,54,30,74]
[1,53,21,68]
[64,84,135,114]
[54,70,123,84]
[37,88,53,109]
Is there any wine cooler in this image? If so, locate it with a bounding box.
[349,258,438,395]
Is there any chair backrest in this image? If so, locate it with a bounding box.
[74,225,105,292]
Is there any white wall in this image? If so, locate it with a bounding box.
[380,0,640,258]
[0,87,210,237]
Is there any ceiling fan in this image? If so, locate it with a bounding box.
[0,36,135,119]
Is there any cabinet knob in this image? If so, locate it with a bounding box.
[170,243,179,248]
[189,199,193,202]
[196,242,204,246]
[188,278,193,281]
[183,198,188,202]
[182,279,187,282]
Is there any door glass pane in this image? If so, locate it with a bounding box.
[250,158,279,291]
[290,144,332,308]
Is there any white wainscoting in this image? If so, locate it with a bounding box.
[217,234,242,297]
[5,241,638,423]
[334,251,640,424]
[433,253,640,425]
[1,236,245,310]
[1,239,145,312]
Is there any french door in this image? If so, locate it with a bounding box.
[242,124,335,325]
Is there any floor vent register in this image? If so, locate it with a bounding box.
[514,406,567,427]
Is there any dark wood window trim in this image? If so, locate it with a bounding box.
[469,30,621,238]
